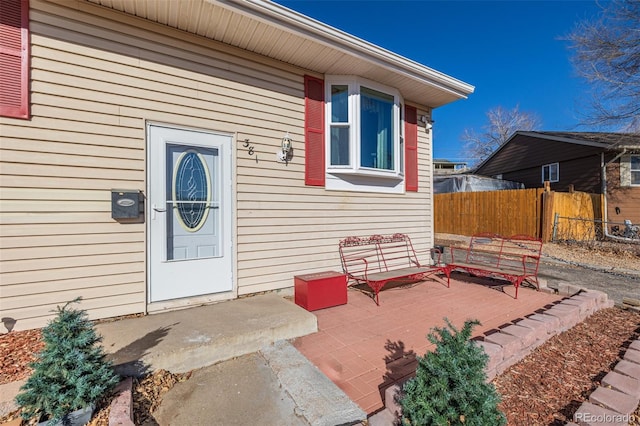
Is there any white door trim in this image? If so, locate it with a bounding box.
[145,122,237,312]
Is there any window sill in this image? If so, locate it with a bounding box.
[328,168,403,181]
[326,171,406,194]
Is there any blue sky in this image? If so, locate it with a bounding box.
[275,0,605,163]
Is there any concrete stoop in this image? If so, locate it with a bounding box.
[369,288,616,425]
[1,294,321,424]
[100,293,367,425]
[95,293,318,376]
[108,341,367,426]
[0,381,24,420]
[260,341,367,426]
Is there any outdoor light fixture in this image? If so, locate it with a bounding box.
[419,115,434,132]
[419,115,434,130]
[277,131,293,163]
[281,132,292,155]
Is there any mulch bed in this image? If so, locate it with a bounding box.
[0,329,43,386]
[1,307,639,425]
[494,307,640,425]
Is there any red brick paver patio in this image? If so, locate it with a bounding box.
[293,276,563,415]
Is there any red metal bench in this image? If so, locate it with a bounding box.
[339,233,444,305]
[442,233,543,299]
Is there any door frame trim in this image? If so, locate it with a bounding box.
[145,121,237,313]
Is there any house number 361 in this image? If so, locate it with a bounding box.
[242,139,258,163]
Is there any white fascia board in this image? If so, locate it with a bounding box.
[517,131,615,149]
[214,0,475,99]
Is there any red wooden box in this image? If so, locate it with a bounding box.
[294,271,347,311]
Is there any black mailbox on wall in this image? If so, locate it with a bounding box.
[111,190,143,219]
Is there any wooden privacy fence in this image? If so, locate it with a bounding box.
[434,189,544,238]
[542,191,603,242]
[434,188,603,242]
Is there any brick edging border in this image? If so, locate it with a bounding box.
[568,339,640,426]
[378,288,618,423]
[108,377,134,425]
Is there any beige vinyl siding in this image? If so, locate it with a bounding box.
[0,0,434,330]
[236,120,434,294]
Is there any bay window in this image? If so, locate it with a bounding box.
[304,74,417,193]
[326,76,403,178]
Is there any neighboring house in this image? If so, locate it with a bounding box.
[0,0,474,330]
[433,159,468,175]
[474,131,640,229]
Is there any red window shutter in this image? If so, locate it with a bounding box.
[405,105,418,191]
[304,75,325,186]
[0,0,29,119]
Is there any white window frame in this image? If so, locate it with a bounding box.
[325,76,404,182]
[631,154,640,186]
[542,162,559,183]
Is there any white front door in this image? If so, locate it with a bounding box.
[148,124,233,302]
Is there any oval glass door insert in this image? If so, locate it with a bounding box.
[172,150,211,232]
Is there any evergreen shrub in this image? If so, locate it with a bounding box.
[15,298,120,423]
[400,318,506,426]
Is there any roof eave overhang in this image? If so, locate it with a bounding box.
[614,145,640,152]
[214,0,475,107]
[476,131,640,172]
[516,131,613,149]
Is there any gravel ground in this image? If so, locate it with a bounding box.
[436,233,640,305]
[435,233,640,272]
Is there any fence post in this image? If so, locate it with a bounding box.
[535,188,544,239]
[552,213,559,242]
[541,190,555,242]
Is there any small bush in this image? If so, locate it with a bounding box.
[400,318,506,426]
[15,298,120,423]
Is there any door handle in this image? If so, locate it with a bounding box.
[152,204,166,220]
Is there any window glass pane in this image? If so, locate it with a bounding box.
[542,164,558,182]
[330,126,350,166]
[331,85,349,123]
[632,156,640,184]
[166,145,219,260]
[360,86,394,170]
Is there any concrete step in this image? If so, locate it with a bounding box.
[94,294,318,376]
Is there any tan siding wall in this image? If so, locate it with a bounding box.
[0,0,434,331]
[236,117,433,294]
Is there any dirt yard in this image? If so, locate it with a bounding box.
[435,233,640,272]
